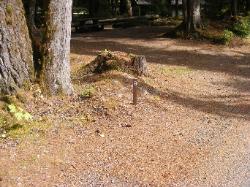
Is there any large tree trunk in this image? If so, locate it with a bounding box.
[182,0,188,28]
[175,0,179,17]
[120,0,132,16]
[182,0,201,34]
[111,0,118,16]
[231,0,238,17]
[192,0,201,29]
[246,0,250,13]
[41,0,73,95]
[0,0,34,94]
[126,0,133,17]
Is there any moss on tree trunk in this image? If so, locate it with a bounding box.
[0,0,34,94]
[40,0,73,95]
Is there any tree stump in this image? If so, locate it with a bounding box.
[80,50,147,76]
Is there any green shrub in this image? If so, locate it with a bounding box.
[7,104,33,121]
[230,17,250,38]
[217,30,234,45]
[80,85,96,98]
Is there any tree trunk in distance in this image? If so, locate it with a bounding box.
[126,0,133,17]
[175,0,179,17]
[192,0,201,29]
[231,0,238,17]
[182,0,188,30]
[182,0,201,34]
[120,0,132,16]
[0,0,34,94]
[246,0,250,13]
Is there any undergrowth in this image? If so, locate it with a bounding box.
[229,16,250,38]
[0,95,50,139]
[79,85,96,99]
[217,30,234,45]
[166,16,250,45]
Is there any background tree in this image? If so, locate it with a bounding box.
[231,0,238,17]
[182,0,201,34]
[120,0,133,16]
[175,0,179,18]
[247,0,250,13]
[111,0,119,16]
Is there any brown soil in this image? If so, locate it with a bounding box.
[0,26,250,186]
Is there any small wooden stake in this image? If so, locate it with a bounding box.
[133,79,138,105]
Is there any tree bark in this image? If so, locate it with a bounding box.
[175,0,179,17]
[111,0,118,16]
[246,0,250,13]
[182,0,201,34]
[182,0,188,28]
[120,0,132,16]
[41,0,73,95]
[192,0,201,29]
[0,0,34,94]
[126,0,133,17]
[231,0,238,17]
[28,0,37,31]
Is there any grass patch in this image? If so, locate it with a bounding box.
[0,95,50,139]
[0,112,50,139]
[160,66,193,76]
[79,85,97,99]
[6,121,50,139]
[103,98,119,110]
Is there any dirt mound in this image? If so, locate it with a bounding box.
[77,50,147,77]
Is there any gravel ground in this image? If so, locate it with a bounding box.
[0,26,249,186]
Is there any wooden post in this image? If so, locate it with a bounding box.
[133,79,138,105]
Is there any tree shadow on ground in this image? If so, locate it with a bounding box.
[72,26,172,40]
[74,73,250,121]
[71,38,250,79]
[213,78,250,93]
[71,28,250,120]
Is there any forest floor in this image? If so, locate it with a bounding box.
[0,26,250,186]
